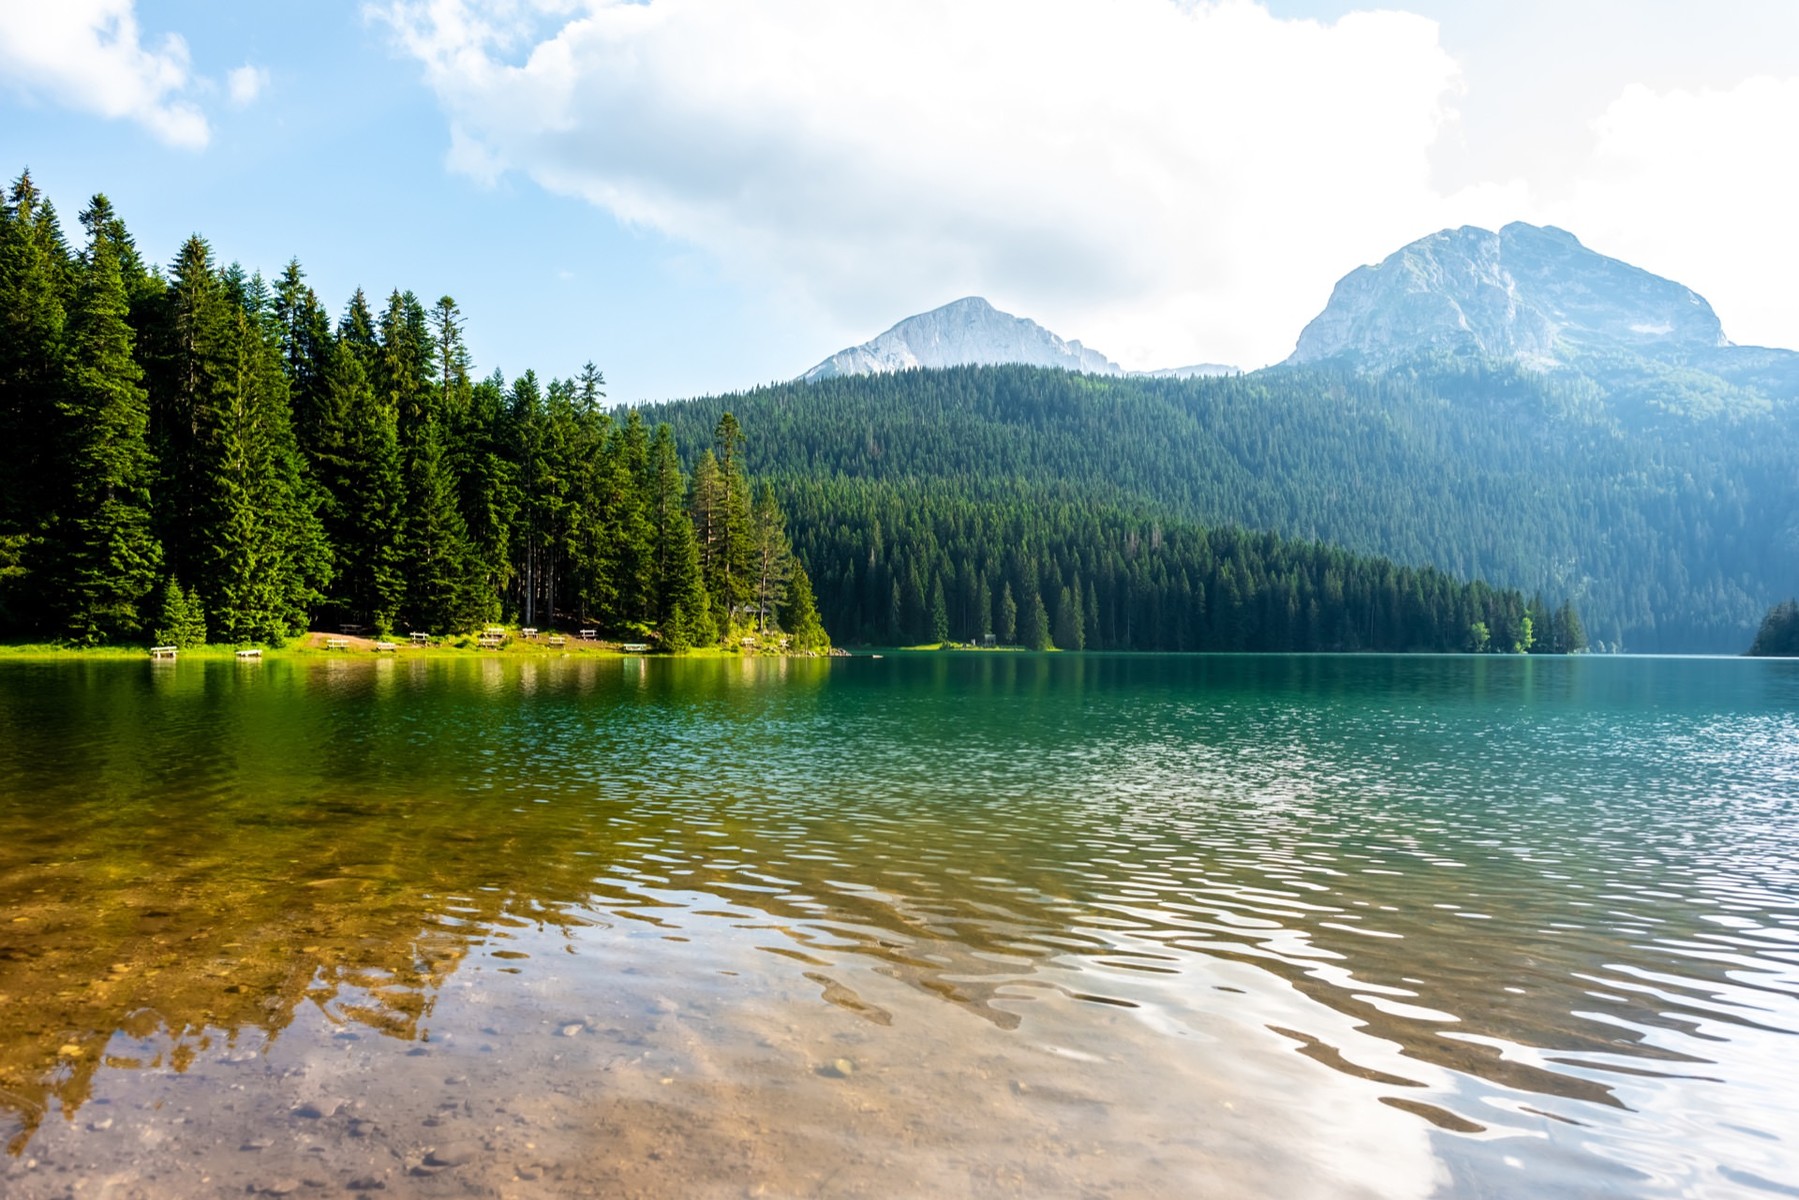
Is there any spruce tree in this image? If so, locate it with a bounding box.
[150,577,207,647]
[929,576,950,644]
[784,561,829,651]
[0,171,72,632]
[53,197,163,643]
[1024,587,1052,650]
[402,412,482,633]
[750,481,794,633]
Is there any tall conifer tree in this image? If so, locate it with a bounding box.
[53,197,163,642]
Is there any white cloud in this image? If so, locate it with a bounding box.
[226,63,269,108]
[0,0,209,149]
[377,0,1517,370]
[1546,76,1799,351]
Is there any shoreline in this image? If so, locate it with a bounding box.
[0,631,833,661]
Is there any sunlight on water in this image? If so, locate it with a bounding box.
[0,654,1795,1197]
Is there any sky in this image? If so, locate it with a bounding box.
[2,1,1797,401]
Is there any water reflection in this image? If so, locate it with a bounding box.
[0,654,1795,1196]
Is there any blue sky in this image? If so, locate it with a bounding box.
[4,1,1798,401]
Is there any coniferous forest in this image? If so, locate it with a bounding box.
[1,171,1583,653]
[0,173,825,652]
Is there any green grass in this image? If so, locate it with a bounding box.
[0,636,801,660]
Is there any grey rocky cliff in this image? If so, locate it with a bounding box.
[1289,222,1727,368]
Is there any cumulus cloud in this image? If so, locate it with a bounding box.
[377,0,1521,369]
[1547,76,1799,352]
[226,63,270,107]
[0,0,209,149]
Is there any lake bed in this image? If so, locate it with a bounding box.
[1,653,1795,1197]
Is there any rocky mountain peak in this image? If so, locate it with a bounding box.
[801,297,1125,381]
[1288,222,1727,368]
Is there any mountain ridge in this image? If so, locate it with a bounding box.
[1289,221,1729,367]
[801,296,1240,382]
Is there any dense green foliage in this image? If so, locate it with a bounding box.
[1747,601,1799,657]
[645,358,1797,652]
[0,172,821,649]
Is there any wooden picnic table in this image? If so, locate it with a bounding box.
[547,635,566,647]
[374,641,397,652]
[150,645,177,659]
[577,629,598,641]
[325,637,349,650]
[409,631,430,644]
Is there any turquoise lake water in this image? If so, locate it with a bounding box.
[0,653,1795,1197]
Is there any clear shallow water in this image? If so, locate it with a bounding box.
[0,653,1796,1198]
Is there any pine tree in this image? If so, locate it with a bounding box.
[0,171,72,632]
[750,481,794,633]
[320,332,404,629]
[785,561,829,651]
[402,412,482,633]
[704,413,755,631]
[1053,585,1083,650]
[150,577,207,647]
[929,575,949,644]
[999,580,1017,644]
[53,196,163,643]
[1024,587,1052,650]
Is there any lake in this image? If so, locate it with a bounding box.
[0,653,1795,1198]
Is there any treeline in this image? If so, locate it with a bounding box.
[1747,601,1799,657]
[0,172,825,650]
[645,359,1799,652]
[769,477,1582,652]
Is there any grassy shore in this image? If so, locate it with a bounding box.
[0,632,804,660]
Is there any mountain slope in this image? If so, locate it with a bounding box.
[802,296,1124,381]
[646,361,1799,653]
[1290,222,1726,367]
[1289,220,1799,418]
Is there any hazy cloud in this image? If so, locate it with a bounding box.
[226,63,270,107]
[379,1,1797,371]
[1548,76,1799,351]
[378,0,1520,369]
[0,0,209,149]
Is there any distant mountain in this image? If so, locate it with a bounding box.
[1290,222,1726,367]
[802,296,1240,382]
[1288,221,1799,418]
[802,297,1124,381]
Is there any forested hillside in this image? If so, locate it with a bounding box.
[0,170,1574,655]
[647,359,1797,651]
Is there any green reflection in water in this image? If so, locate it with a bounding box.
[1,653,1797,1189]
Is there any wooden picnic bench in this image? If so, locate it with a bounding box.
[521,626,538,637]
[150,645,177,659]
[577,629,597,641]
[374,641,397,652]
[547,635,566,647]
[621,642,650,653]
[477,634,504,649]
[409,631,430,644]
[235,648,261,660]
[325,637,349,650]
